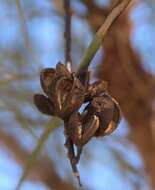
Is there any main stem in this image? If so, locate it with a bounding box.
[77,0,132,74]
[64,0,72,71]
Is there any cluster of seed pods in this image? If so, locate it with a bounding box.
[34,62,121,186]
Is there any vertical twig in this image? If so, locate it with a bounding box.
[16,0,31,53]
[64,0,72,71]
[15,0,42,66]
[64,1,82,186]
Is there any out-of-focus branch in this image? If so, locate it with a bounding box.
[15,0,32,55]
[16,118,61,190]
[15,0,42,66]
[86,4,155,190]
[0,74,37,85]
[81,0,155,189]
[51,0,64,13]
[0,130,76,190]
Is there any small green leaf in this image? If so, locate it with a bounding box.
[15,117,60,190]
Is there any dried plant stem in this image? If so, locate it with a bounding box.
[64,0,72,71]
[77,0,132,74]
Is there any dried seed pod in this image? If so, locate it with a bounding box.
[34,94,55,116]
[34,62,121,186]
[68,111,99,146]
[65,92,121,183]
[85,93,121,137]
[40,68,55,96]
[84,80,108,101]
[34,62,85,119]
[67,93,121,147]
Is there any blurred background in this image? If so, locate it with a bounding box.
[0,0,155,190]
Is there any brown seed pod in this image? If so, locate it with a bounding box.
[84,93,121,137]
[33,62,121,186]
[34,62,85,119]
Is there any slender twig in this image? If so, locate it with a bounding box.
[64,0,72,71]
[15,0,42,66]
[77,0,132,74]
[15,0,32,55]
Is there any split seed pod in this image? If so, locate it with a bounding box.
[34,62,85,119]
[68,93,121,146]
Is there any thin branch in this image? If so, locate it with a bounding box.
[15,0,32,55]
[77,0,132,74]
[0,74,37,85]
[64,0,72,71]
[15,0,42,66]
[16,118,60,190]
